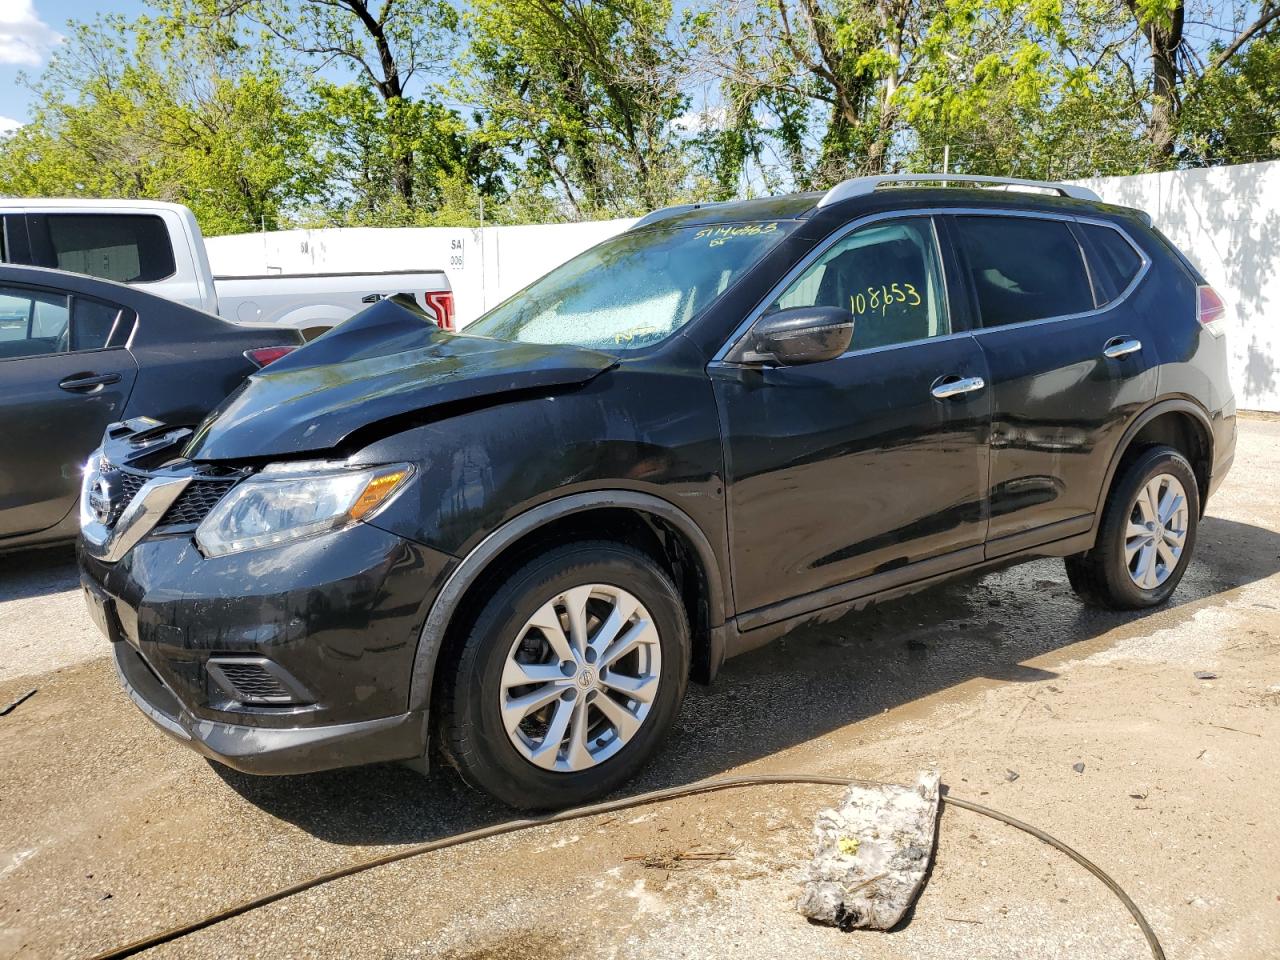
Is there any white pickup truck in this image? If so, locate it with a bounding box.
[0,198,453,338]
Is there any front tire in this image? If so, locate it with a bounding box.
[438,541,690,810]
[1066,444,1200,610]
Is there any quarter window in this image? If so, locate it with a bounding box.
[41,214,176,283]
[72,297,127,351]
[954,216,1094,328]
[769,217,949,351]
[1080,223,1143,302]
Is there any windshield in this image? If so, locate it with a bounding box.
[466,220,797,351]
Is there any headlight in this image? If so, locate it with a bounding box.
[195,461,413,557]
[79,449,105,531]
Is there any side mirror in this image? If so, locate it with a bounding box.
[743,306,855,366]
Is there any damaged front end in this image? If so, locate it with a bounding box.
[80,418,246,564]
[76,298,622,775]
[77,417,452,776]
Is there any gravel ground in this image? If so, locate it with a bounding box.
[2,417,1278,960]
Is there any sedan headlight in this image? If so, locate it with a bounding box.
[195,461,413,557]
[79,449,105,531]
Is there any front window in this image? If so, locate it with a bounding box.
[466,221,797,352]
[767,217,950,351]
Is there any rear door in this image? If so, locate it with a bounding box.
[711,215,992,622]
[947,213,1158,555]
[0,284,138,538]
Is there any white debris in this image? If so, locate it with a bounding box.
[796,772,941,930]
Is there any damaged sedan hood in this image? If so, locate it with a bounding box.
[184,297,618,461]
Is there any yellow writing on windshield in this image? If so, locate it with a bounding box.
[695,222,779,248]
[614,325,663,344]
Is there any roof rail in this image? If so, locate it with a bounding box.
[817,174,1101,207]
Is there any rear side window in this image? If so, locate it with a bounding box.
[0,285,131,359]
[0,285,69,359]
[1079,223,1143,302]
[39,214,176,283]
[954,216,1094,328]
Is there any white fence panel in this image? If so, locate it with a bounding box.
[1073,161,1279,411]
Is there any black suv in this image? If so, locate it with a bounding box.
[79,175,1235,809]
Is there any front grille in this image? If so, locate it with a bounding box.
[109,470,147,526]
[102,463,237,530]
[158,479,238,527]
[207,660,299,705]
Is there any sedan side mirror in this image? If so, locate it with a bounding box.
[742,306,855,366]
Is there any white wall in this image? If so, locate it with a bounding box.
[204,218,635,330]
[1071,160,1280,412]
[205,159,1280,410]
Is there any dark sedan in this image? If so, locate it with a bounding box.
[0,264,300,552]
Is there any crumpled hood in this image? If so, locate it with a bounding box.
[184,297,618,461]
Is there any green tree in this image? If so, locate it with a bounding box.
[208,0,469,207]
[1116,0,1279,163]
[1178,32,1280,165]
[303,80,504,226]
[460,0,689,218]
[0,12,321,234]
[695,0,949,187]
[899,0,1150,178]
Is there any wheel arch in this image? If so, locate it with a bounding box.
[407,491,730,721]
[1096,397,1214,525]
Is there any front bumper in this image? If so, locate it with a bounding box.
[80,519,456,775]
[111,640,427,774]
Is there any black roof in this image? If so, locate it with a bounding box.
[0,263,226,320]
[632,185,1146,232]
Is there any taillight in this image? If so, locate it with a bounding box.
[244,345,296,368]
[1197,285,1226,337]
[424,291,455,330]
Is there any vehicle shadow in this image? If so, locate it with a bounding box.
[0,544,79,602]
[212,513,1280,847]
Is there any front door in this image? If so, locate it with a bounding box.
[946,214,1159,553]
[710,215,991,623]
[0,283,138,539]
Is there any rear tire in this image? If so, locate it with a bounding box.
[438,541,690,810]
[1066,444,1199,610]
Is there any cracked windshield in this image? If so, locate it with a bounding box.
[466,221,797,351]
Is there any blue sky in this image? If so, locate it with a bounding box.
[0,0,148,130]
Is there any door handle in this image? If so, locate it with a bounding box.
[931,375,985,400]
[1103,337,1142,359]
[58,372,121,392]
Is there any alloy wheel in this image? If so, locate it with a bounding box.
[499,584,662,772]
[1124,473,1189,590]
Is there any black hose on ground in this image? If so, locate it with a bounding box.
[86,774,1165,960]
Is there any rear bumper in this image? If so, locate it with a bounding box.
[1207,404,1237,503]
[112,641,427,775]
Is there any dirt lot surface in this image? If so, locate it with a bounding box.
[2,417,1279,960]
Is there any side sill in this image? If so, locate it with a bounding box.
[724,529,1096,661]
[983,514,1094,560]
[734,546,984,634]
